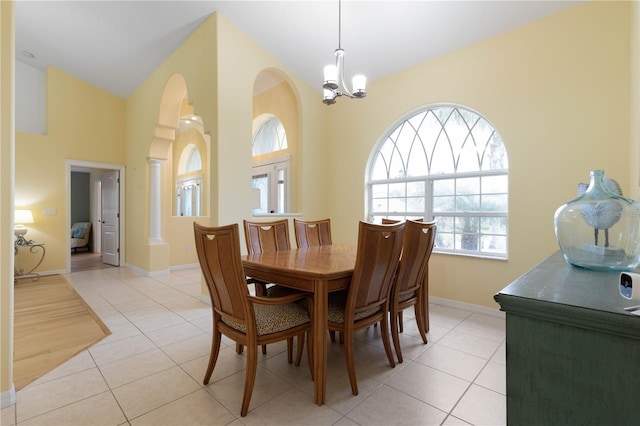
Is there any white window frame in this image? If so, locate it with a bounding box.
[367,104,509,259]
[252,155,290,215]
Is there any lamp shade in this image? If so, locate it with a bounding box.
[15,209,34,225]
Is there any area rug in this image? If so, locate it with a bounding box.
[13,274,111,390]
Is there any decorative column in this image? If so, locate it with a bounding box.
[148,157,164,244]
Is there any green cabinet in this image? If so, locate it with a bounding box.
[494,252,640,425]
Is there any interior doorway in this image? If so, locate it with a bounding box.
[66,160,125,273]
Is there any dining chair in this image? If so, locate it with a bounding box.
[389,219,436,363]
[382,217,423,224]
[327,220,405,396]
[243,219,297,356]
[242,219,292,297]
[193,222,313,417]
[293,218,332,248]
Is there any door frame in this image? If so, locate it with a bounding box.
[66,160,125,272]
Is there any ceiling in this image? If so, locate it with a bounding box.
[15,1,581,99]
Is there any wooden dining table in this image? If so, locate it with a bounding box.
[241,243,357,405]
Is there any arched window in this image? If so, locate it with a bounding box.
[252,117,288,156]
[368,105,509,258]
[251,116,290,214]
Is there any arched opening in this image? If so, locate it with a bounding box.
[252,68,300,214]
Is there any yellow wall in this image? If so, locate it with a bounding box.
[325,1,633,307]
[14,67,126,273]
[1,0,15,403]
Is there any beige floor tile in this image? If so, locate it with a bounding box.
[89,334,157,366]
[111,366,201,419]
[474,361,506,395]
[415,343,487,382]
[451,384,506,426]
[19,391,126,426]
[346,384,447,425]
[145,321,206,347]
[1,403,16,426]
[429,305,472,329]
[385,362,469,413]
[454,315,506,343]
[128,311,189,333]
[437,330,502,360]
[181,346,248,384]
[240,388,342,425]
[129,389,234,426]
[204,366,293,417]
[16,368,108,422]
[99,348,177,388]
[161,333,213,364]
[442,414,473,425]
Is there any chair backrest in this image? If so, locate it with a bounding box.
[393,220,437,296]
[381,218,424,224]
[348,221,405,313]
[294,218,332,248]
[243,219,291,254]
[194,222,249,323]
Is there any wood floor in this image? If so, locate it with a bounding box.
[13,274,111,390]
[71,251,115,272]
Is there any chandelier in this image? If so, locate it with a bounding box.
[322,0,366,105]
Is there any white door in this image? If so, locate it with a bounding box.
[101,170,119,266]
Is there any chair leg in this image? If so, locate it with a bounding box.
[391,307,404,363]
[241,342,258,417]
[204,329,222,385]
[415,301,428,344]
[380,314,396,368]
[329,330,336,342]
[294,334,305,366]
[287,337,293,364]
[236,343,243,354]
[262,344,267,355]
[398,311,404,333]
[343,327,359,396]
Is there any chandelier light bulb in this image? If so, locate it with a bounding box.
[323,65,339,90]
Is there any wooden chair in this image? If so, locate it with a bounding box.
[193,222,313,417]
[243,219,296,356]
[327,220,405,396]
[390,219,436,363]
[293,218,332,248]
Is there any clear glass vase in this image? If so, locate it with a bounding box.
[554,170,640,271]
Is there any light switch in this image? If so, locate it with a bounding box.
[43,208,57,216]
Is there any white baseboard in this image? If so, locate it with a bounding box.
[124,263,169,277]
[430,296,505,319]
[169,263,199,271]
[1,386,15,408]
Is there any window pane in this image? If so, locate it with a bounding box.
[482,194,508,212]
[482,175,508,193]
[388,197,406,212]
[433,196,455,212]
[481,216,507,234]
[435,216,454,232]
[253,117,287,155]
[433,179,454,196]
[407,196,424,212]
[436,232,454,250]
[481,235,507,253]
[457,195,480,211]
[457,177,480,195]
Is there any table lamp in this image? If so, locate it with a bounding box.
[15,209,34,245]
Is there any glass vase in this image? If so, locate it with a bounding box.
[554,170,640,271]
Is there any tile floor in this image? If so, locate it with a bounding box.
[2,266,506,426]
